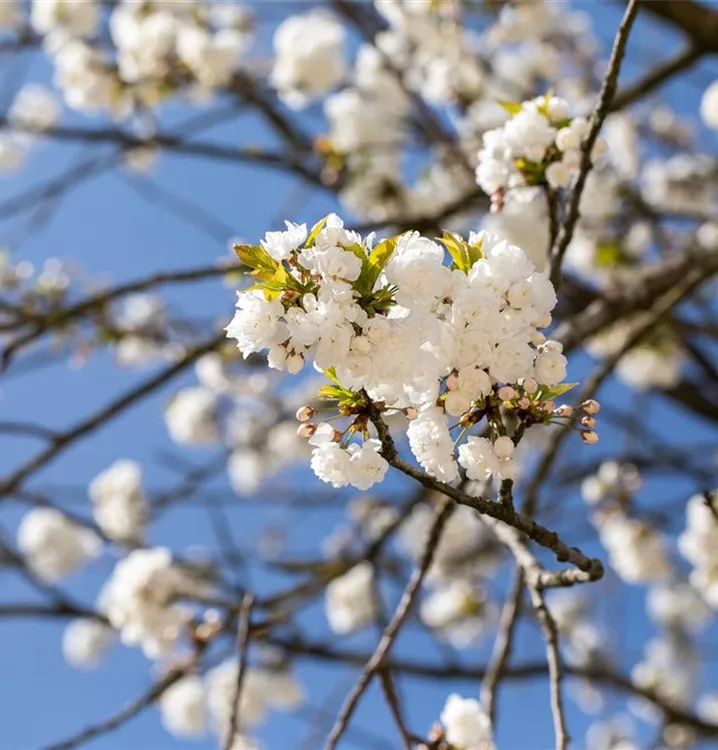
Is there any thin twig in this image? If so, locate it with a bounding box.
[531,588,568,750]
[369,409,603,579]
[550,0,640,287]
[224,592,256,750]
[556,245,718,354]
[481,571,524,724]
[611,45,703,111]
[325,498,453,750]
[378,669,413,750]
[0,333,225,497]
[483,493,570,750]
[271,634,718,737]
[545,186,560,258]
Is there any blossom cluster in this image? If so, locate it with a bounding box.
[438,693,495,750]
[227,214,597,492]
[476,95,608,209]
[39,0,249,118]
[89,459,148,543]
[583,461,671,584]
[679,491,718,609]
[0,84,59,173]
[101,547,208,659]
[17,507,100,582]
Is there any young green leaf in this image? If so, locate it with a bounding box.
[467,234,484,266]
[441,231,470,272]
[355,236,397,295]
[305,215,329,248]
[233,243,268,269]
[497,99,522,115]
[540,382,579,400]
[323,367,340,385]
[234,243,290,288]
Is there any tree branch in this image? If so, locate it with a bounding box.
[550,0,640,287]
[325,498,453,750]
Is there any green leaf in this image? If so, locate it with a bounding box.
[323,367,340,385]
[467,234,484,265]
[540,382,579,400]
[497,99,522,116]
[244,281,284,301]
[252,265,288,287]
[355,236,397,295]
[441,231,470,272]
[318,384,345,400]
[233,243,275,272]
[367,236,397,278]
[305,216,329,248]
[319,368,365,410]
[441,231,483,273]
[345,242,368,264]
[233,243,290,288]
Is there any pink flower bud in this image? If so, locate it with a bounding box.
[297,423,316,439]
[581,415,597,428]
[581,399,601,414]
[295,406,315,422]
[498,385,516,401]
[517,397,531,409]
[582,430,599,444]
[403,406,418,420]
[542,400,555,413]
[286,353,304,375]
[522,377,538,394]
[555,404,573,417]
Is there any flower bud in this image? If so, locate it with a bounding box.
[542,340,563,353]
[555,404,573,417]
[581,415,597,428]
[297,423,316,439]
[402,406,418,420]
[582,430,599,444]
[522,377,538,394]
[536,313,552,328]
[531,331,546,346]
[498,385,516,401]
[581,399,601,414]
[542,400,555,413]
[286,353,304,374]
[295,406,315,423]
[517,397,531,409]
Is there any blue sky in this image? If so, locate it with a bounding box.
[1,3,718,749]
